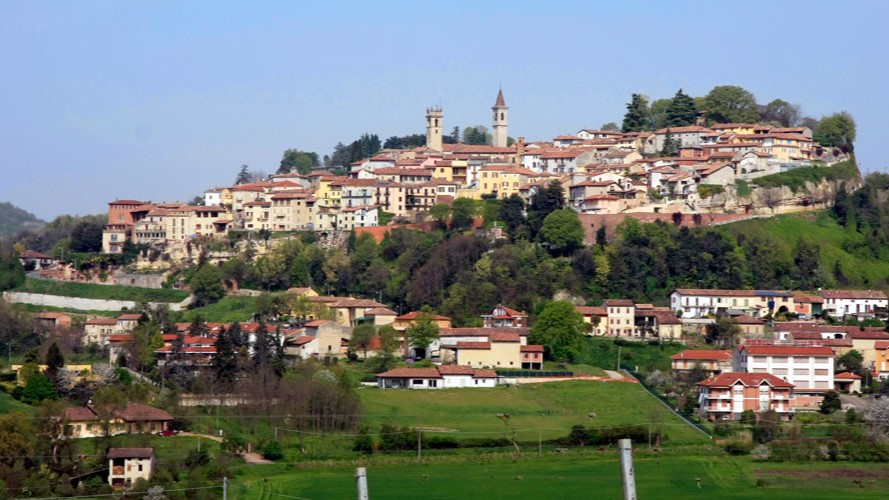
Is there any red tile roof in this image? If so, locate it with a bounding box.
[494,89,506,107]
[108,448,154,459]
[849,330,889,340]
[740,346,834,356]
[473,369,498,378]
[454,342,492,350]
[875,341,889,350]
[86,317,118,326]
[490,332,521,343]
[834,372,862,380]
[376,367,442,379]
[437,365,475,375]
[439,328,529,337]
[821,290,888,300]
[698,372,793,388]
[396,311,452,321]
[671,350,732,361]
[520,345,544,353]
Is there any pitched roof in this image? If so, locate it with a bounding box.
[117,313,142,321]
[490,332,521,342]
[454,342,492,350]
[439,327,530,337]
[821,289,888,300]
[376,367,442,379]
[848,330,889,340]
[673,289,793,297]
[107,448,154,459]
[698,372,794,388]
[20,250,52,259]
[396,311,451,321]
[834,372,862,380]
[86,317,118,326]
[520,345,544,353]
[494,88,506,107]
[437,365,475,375]
[740,345,834,356]
[671,350,732,361]
[604,299,634,307]
[575,306,607,316]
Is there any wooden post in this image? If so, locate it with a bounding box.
[619,438,637,500]
[356,467,369,500]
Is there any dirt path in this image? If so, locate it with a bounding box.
[179,432,273,464]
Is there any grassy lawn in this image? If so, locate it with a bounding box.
[13,278,189,303]
[577,338,686,372]
[179,296,258,323]
[12,302,118,317]
[358,380,705,445]
[0,391,32,415]
[229,451,889,499]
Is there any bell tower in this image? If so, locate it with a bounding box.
[492,88,509,148]
[426,106,443,151]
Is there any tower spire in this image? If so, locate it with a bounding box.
[492,87,509,148]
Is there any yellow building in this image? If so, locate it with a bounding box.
[451,332,522,369]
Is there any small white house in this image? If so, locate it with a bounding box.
[376,365,498,389]
[820,290,888,320]
[108,448,154,489]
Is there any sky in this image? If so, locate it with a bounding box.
[1,0,887,220]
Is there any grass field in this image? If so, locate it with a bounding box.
[577,338,686,372]
[0,391,32,414]
[13,278,190,303]
[179,296,258,323]
[229,451,889,499]
[358,380,705,444]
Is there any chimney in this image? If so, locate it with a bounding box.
[515,137,525,168]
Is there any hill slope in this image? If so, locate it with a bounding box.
[0,201,44,237]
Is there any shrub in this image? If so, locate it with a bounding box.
[261,441,284,461]
[184,449,210,468]
[723,441,752,455]
[352,426,374,454]
[751,444,771,461]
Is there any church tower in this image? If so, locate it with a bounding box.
[426,106,443,151]
[492,88,509,148]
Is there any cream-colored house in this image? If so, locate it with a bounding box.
[63,403,172,438]
[108,448,155,489]
[84,317,118,346]
[447,332,525,369]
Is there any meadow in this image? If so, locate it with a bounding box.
[13,278,190,303]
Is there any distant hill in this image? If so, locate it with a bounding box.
[0,201,44,237]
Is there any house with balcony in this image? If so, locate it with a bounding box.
[697,372,795,421]
[735,345,834,408]
[670,289,794,319]
[671,350,733,375]
[482,305,528,328]
[108,448,155,489]
[820,289,888,321]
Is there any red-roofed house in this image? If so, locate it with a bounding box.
[63,403,173,438]
[19,250,54,270]
[833,372,862,393]
[875,341,889,381]
[482,305,528,328]
[376,365,498,389]
[671,350,732,375]
[736,345,834,408]
[820,289,888,320]
[108,447,155,488]
[697,372,794,421]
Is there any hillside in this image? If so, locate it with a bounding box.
[0,201,44,237]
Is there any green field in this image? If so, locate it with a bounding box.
[179,296,258,323]
[358,380,705,444]
[13,278,190,303]
[229,452,889,499]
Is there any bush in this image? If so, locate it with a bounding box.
[424,436,459,449]
[352,426,374,454]
[723,441,752,455]
[261,441,284,461]
[751,444,771,461]
[184,449,210,468]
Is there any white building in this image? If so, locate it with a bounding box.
[376,365,498,389]
[108,448,155,489]
[735,345,834,408]
[820,290,888,320]
[670,289,794,318]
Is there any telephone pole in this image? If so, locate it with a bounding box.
[619,438,637,500]
[356,467,369,500]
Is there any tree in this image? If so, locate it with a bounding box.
[449,198,475,233]
[540,209,584,255]
[462,125,491,145]
[405,312,440,359]
[600,122,619,131]
[428,204,451,230]
[69,221,103,253]
[0,252,25,291]
[527,180,566,237]
[660,128,680,156]
[213,323,238,388]
[665,88,698,127]
[234,164,251,185]
[369,325,400,372]
[349,324,376,359]
[648,98,671,130]
[819,391,842,414]
[761,99,801,127]
[815,112,856,152]
[189,264,225,307]
[703,85,759,124]
[836,350,863,373]
[530,301,586,362]
[21,372,57,404]
[866,397,889,441]
[622,93,650,132]
[44,342,65,388]
[753,409,780,443]
[278,149,320,175]
[499,194,526,237]
[705,314,741,347]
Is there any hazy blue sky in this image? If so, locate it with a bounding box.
[2,0,886,220]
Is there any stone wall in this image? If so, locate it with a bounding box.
[1,291,192,312]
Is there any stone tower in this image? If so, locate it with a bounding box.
[492,88,509,148]
[426,106,443,151]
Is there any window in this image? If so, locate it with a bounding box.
[772,368,788,375]
[793,368,809,376]
[814,369,828,376]
[412,379,423,385]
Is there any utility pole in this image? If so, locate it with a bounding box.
[356,467,369,500]
[417,431,422,460]
[619,438,637,500]
[222,477,227,500]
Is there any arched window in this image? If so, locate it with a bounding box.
[434,119,439,127]
[500,112,504,120]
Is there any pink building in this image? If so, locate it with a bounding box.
[671,350,732,375]
[698,372,795,421]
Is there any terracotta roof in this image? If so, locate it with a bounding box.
[494,88,506,107]
[109,199,147,205]
[604,299,634,307]
[875,341,889,350]
[490,332,521,342]
[108,334,134,343]
[396,311,451,321]
[473,369,498,378]
[821,290,888,300]
[671,350,732,361]
[20,250,52,259]
[64,403,172,422]
[741,345,834,356]
[290,336,316,346]
[365,307,397,316]
[454,342,492,350]
[835,372,862,380]
[698,372,793,388]
[520,345,544,353]
[673,289,793,297]
[376,367,442,379]
[576,306,607,316]
[86,317,118,326]
[34,312,69,319]
[848,330,889,340]
[439,327,530,337]
[437,365,475,375]
[789,332,825,340]
[117,313,142,321]
[107,448,154,459]
[733,314,764,325]
[793,293,824,303]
